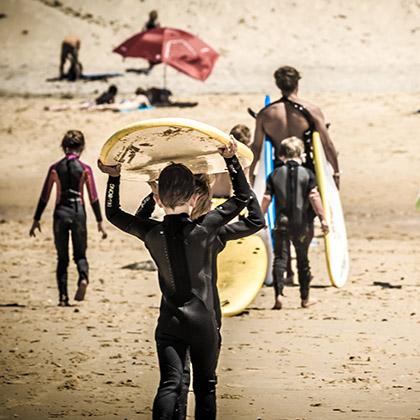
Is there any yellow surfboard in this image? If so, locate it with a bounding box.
[99,118,254,181]
[212,198,269,317]
[217,234,268,317]
[312,132,349,287]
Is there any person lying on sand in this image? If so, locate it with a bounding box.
[135,87,198,108]
[29,130,107,306]
[250,66,340,188]
[45,87,150,112]
[261,136,328,310]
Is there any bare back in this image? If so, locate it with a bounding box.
[250,95,339,178]
[259,101,311,157]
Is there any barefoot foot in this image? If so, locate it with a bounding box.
[272,296,283,310]
[301,297,317,308]
[74,279,88,301]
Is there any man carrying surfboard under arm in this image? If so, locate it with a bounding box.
[250,66,340,189]
[261,137,329,310]
[98,139,251,420]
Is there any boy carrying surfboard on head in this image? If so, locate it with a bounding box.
[29,130,107,306]
[261,136,329,310]
[98,138,253,420]
[134,139,265,420]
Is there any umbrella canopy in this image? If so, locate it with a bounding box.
[113,27,219,81]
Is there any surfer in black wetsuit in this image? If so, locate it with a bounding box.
[250,65,340,188]
[261,137,329,310]
[136,172,265,420]
[29,130,107,306]
[98,139,253,420]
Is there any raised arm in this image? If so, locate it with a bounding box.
[219,190,265,241]
[201,154,251,230]
[135,192,156,219]
[105,175,157,241]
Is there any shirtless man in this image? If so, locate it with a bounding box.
[250,66,340,188]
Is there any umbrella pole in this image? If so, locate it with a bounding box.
[163,64,167,89]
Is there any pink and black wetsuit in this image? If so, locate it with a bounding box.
[34,153,102,303]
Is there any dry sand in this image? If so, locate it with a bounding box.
[1,1,420,419]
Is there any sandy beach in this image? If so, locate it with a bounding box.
[1,1,420,419]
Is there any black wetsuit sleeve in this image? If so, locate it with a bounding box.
[264,173,274,197]
[219,190,265,242]
[201,155,250,230]
[135,192,156,219]
[91,200,103,222]
[34,166,55,221]
[105,176,157,241]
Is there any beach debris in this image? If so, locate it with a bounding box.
[121,260,156,271]
[372,281,402,289]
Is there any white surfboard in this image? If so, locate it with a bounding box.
[312,132,349,287]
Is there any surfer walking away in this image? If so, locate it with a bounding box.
[261,137,329,310]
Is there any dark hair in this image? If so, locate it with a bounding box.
[149,10,158,20]
[61,130,85,152]
[274,66,301,96]
[191,174,212,220]
[230,124,251,146]
[158,163,195,209]
[108,85,118,95]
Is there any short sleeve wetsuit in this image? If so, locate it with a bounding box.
[34,153,102,303]
[105,155,251,420]
[265,160,324,301]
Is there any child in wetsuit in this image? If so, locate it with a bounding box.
[29,130,107,306]
[98,139,251,420]
[261,136,329,310]
[135,170,265,420]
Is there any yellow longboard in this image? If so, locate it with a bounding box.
[212,198,269,317]
[99,118,254,181]
[217,234,268,317]
[312,132,349,287]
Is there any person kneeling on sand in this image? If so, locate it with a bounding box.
[29,130,107,306]
[98,138,251,419]
[59,36,82,81]
[261,136,329,310]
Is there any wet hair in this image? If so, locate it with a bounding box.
[149,10,158,20]
[158,163,195,209]
[191,174,212,220]
[230,124,251,146]
[61,130,85,153]
[274,66,301,96]
[108,85,118,95]
[279,136,304,159]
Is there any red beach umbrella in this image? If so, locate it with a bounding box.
[113,27,219,82]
